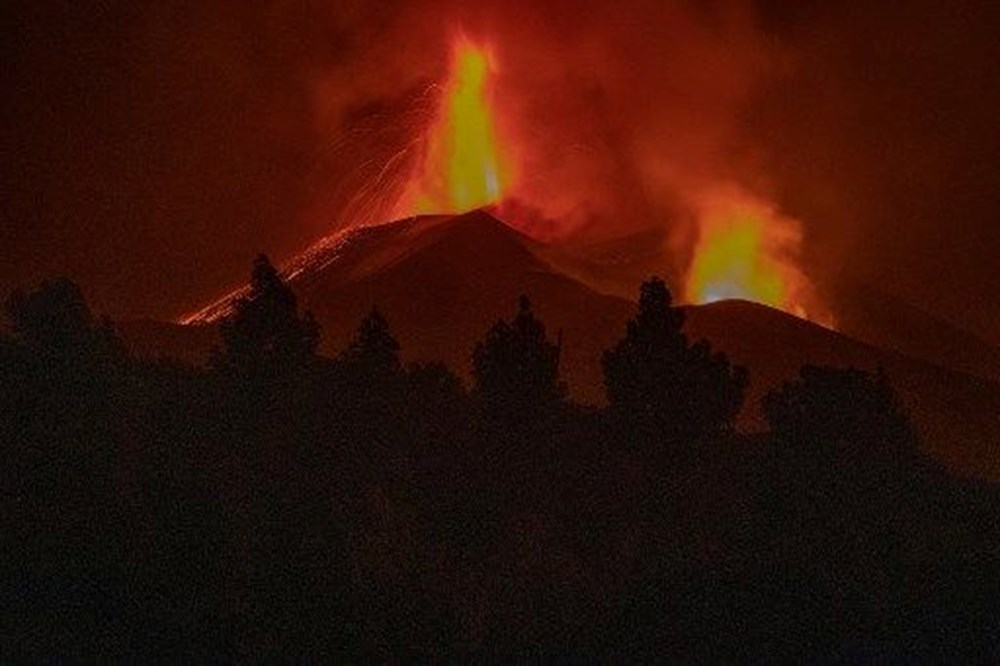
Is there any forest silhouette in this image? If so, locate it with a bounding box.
[2,258,997,660]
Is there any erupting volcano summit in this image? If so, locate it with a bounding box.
[387,31,826,322]
[401,34,512,216]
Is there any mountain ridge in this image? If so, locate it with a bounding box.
[123,209,1000,481]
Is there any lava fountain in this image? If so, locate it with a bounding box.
[401,33,513,215]
[685,187,828,324]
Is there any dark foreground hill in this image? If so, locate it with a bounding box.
[122,209,1000,480]
[684,300,1000,480]
[6,217,1000,661]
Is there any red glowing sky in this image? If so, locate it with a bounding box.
[2,0,999,342]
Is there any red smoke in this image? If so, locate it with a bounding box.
[10,1,995,339]
[300,1,829,320]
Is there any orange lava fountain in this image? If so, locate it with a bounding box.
[402,34,512,214]
[685,188,826,323]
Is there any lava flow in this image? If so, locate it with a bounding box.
[401,34,512,215]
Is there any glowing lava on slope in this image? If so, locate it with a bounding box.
[401,34,513,215]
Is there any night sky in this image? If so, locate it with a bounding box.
[3,0,998,342]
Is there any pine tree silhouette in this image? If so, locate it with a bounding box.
[602,277,747,441]
[5,277,124,365]
[213,254,319,375]
[340,307,401,376]
[762,365,921,627]
[472,295,565,416]
[764,364,917,464]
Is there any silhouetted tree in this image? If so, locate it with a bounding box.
[472,295,565,417]
[763,364,917,464]
[5,272,998,661]
[602,277,747,441]
[407,361,463,398]
[5,277,124,365]
[213,254,319,375]
[762,366,921,638]
[340,307,401,377]
[2,279,136,659]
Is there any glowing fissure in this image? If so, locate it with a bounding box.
[402,34,511,214]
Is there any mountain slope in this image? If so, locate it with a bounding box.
[121,209,999,480]
[289,210,634,404]
[826,280,1000,382]
[684,300,1000,480]
[533,223,1000,384]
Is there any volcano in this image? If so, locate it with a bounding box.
[179,209,635,405]
[124,209,1000,481]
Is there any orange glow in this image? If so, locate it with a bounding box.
[689,221,784,306]
[685,188,827,323]
[403,34,511,214]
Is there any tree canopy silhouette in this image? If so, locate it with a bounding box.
[3,271,997,661]
[602,277,747,440]
[5,277,124,365]
[213,254,319,375]
[472,295,565,416]
[764,364,918,464]
[340,307,401,377]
